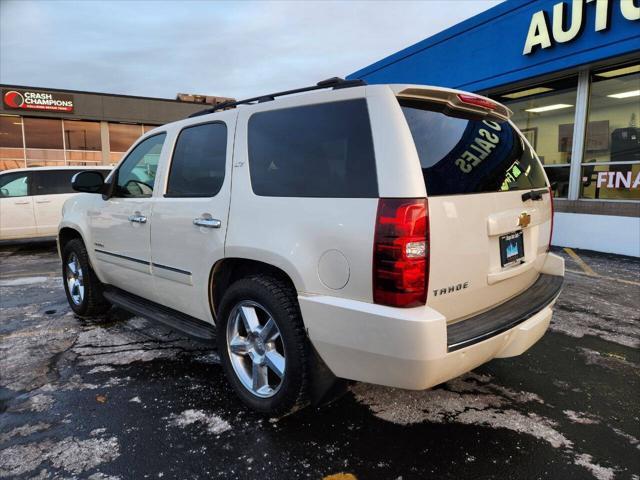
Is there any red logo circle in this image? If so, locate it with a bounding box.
[4,91,24,108]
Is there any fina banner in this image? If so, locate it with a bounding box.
[3,88,74,113]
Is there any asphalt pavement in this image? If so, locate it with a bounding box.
[0,241,638,480]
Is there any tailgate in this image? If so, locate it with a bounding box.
[428,189,552,322]
[397,92,553,322]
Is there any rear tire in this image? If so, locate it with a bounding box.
[217,274,310,415]
[62,238,110,317]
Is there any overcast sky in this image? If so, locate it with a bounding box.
[1,0,501,100]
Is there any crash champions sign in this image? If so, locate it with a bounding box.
[3,89,74,113]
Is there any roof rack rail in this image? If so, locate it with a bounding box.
[187,77,366,118]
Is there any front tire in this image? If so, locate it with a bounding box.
[62,238,110,317]
[217,275,310,414]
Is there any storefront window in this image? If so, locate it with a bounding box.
[0,115,23,148]
[109,123,143,152]
[23,118,64,149]
[23,117,65,167]
[0,115,25,170]
[64,120,101,151]
[580,63,639,200]
[497,77,578,198]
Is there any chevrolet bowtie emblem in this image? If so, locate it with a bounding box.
[518,212,531,228]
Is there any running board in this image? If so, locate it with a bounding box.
[103,286,216,342]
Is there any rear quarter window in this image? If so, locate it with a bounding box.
[400,99,547,196]
[33,170,81,195]
[247,99,378,198]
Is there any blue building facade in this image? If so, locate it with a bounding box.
[349,0,640,256]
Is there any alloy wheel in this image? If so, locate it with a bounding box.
[66,253,85,305]
[226,300,286,398]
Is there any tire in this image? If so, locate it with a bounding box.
[62,238,110,317]
[217,274,310,415]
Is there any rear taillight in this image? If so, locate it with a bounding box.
[373,198,429,308]
[548,186,554,252]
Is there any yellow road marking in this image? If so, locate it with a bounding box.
[563,248,597,277]
[323,475,358,480]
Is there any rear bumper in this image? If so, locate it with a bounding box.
[299,253,564,390]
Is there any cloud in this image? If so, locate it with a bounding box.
[0,0,501,99]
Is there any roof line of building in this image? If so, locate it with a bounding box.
[0,83,199,104]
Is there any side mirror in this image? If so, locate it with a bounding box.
[72,171,105,194]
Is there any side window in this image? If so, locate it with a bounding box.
[33,170,80,195]
[0,172,30,198]
[247,99,378,198]
[166,122,227,197]
[114,133,166,198]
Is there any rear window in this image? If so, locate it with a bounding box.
[248,99,378,198]
[399,99,547,196]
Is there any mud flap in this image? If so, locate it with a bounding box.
[308,345,351,407]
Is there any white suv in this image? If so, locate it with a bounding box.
[58,78,564,414]
[0,166,111,241]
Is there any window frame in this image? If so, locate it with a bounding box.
[0,170,32,198]
[110,132,167,199]
[163,120,228,199]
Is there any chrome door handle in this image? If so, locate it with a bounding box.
[36,200,51,204]
[14,200,30,205]
[128,214,147,224]
[193,217,221,229]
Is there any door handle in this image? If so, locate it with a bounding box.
[193,217,221,229]
[36,200,51,204]
[128,214,147,224]
[14,201,30,205]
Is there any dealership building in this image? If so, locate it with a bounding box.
[0,86,232,171]
[349,0,639,256]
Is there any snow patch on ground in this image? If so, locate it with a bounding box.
[609,426,640,449]
[352,374,572,449]
[0,422,51,443]
[88,366,116,374]
[165,409,231,435]
[9,393,55,413]
[564,410,601,425]
[574,453,616,480]
[0,276,49,286]
[0,435,120,477]
[129,396,142,403]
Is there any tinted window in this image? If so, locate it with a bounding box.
[0,116,24,148]
[166,122,227,197]
[23,118,64,149]
[64,120,102,151]
[32,169,111,195]
[33,170,78,195]
[115,134,166,197]
[400,99,547,196]
[0,172,29,197]
[248,99,377,197]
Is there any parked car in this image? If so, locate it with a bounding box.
[58,78,564,414]
[0,166,112,241]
